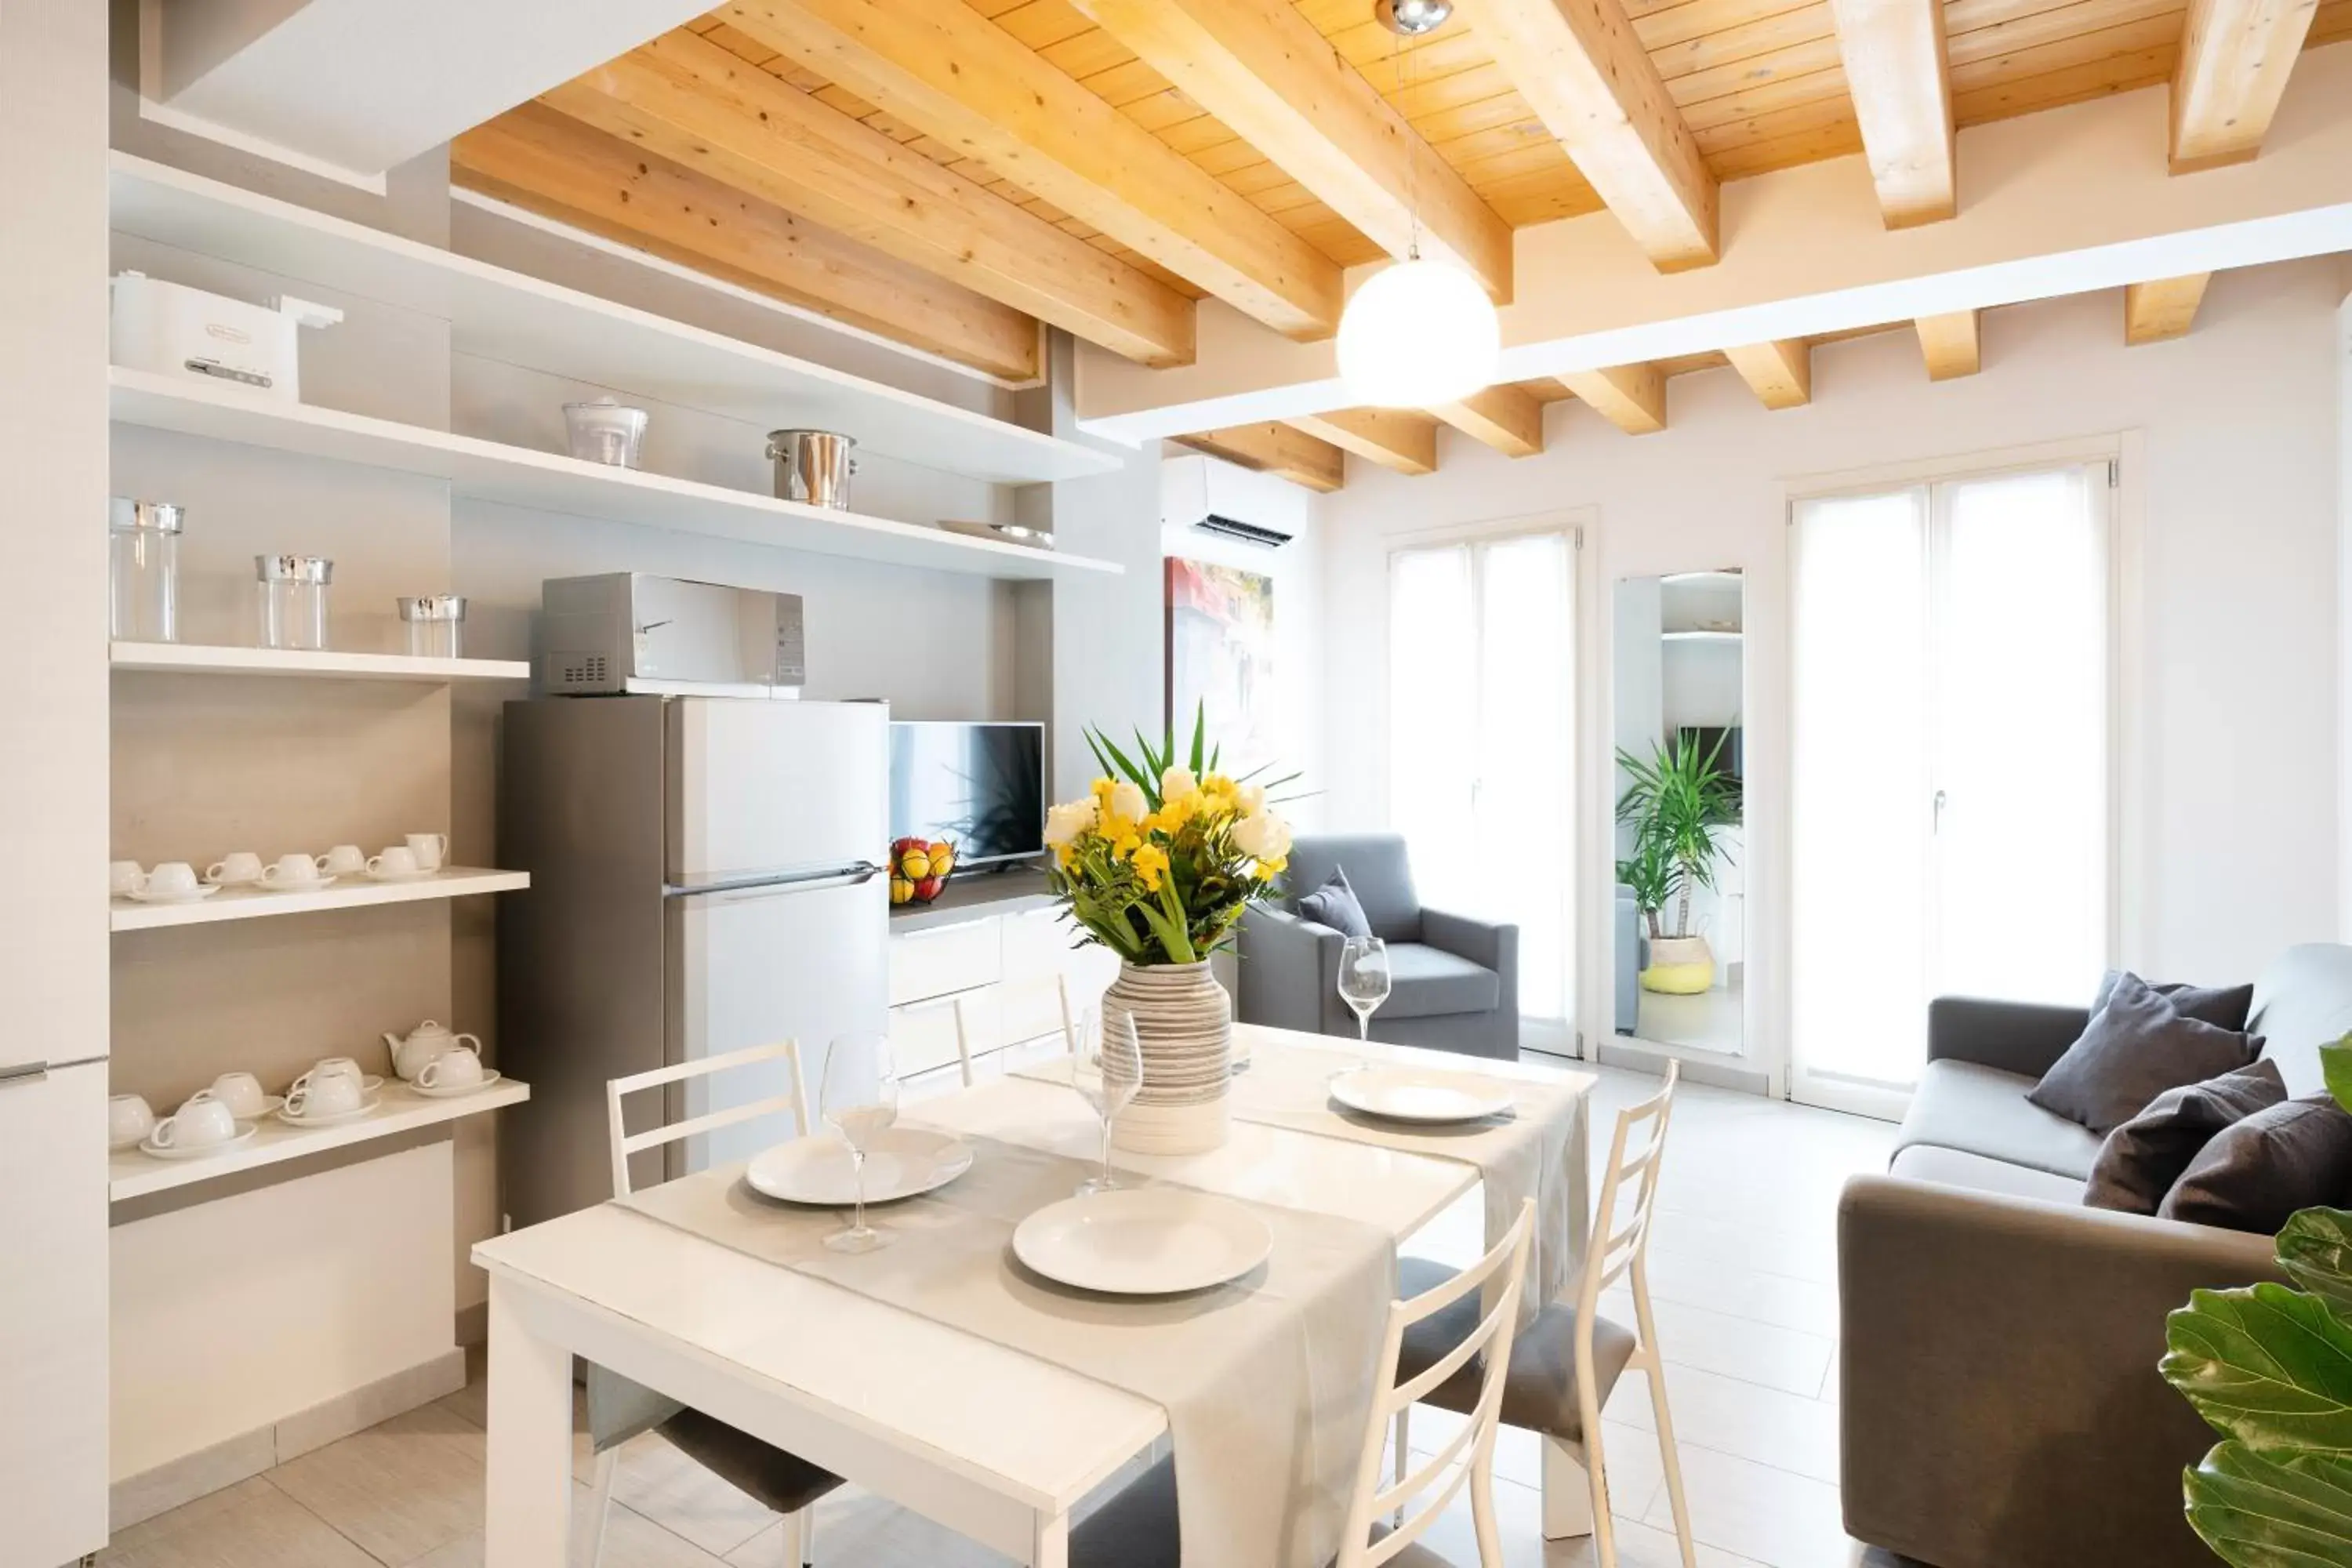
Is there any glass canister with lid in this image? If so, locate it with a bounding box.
[108,498,183,643]
[255,554,334,651]
[397,595,466,659]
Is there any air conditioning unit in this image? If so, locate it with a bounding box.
[1161,452,1307,549]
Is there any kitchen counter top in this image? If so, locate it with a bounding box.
[887,865,1058,932]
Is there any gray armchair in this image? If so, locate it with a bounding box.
[1237,833,1519,1059]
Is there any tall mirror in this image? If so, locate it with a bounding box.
[1612,571,1745,1055]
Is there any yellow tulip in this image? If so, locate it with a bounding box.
[1133,844,1170,890]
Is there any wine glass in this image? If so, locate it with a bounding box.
[1071,1008,1142,1196]
[1338,936,1392,1045]
[820,1031,898,1253]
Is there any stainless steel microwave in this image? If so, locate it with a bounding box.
[539,573,806,698]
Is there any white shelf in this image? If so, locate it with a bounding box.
[109,1078,529,1202]
[111,866,529,932]
[1660,571,1742,586]
[109,152,1116,488]
[111,369,1119,582]
[1661,630,1743,643]
[111,642,530,682]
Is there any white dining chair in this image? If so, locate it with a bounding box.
[1392,1062,1695,1568]
[588,1040,844,1568]
[1064,1197,1539,1568]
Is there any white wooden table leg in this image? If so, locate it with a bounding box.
[486,1279,575,1568]
[1033,1510,1070,1568]
[1541,1438,1595,1541]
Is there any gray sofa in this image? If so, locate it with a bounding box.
[1840,942,2352,1568]
[1236,833,1519,1059]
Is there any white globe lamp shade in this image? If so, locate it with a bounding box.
[1337,255,1500,408]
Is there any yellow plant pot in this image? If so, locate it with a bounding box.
[1640,936,1715,995]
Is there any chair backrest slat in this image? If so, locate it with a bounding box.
[1576,1062,1680,1327]
[604,1039,808,1199]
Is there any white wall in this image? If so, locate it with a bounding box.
[1320,260,2346,1071]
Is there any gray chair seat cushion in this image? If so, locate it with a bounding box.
[655,1407,842,1516]
[1392,1256,1637,1443]
[1069,1453,1462,1568]
[1382,943,1501,1020]
[1889,1143,2089,1204]
[1896,1059,2107,1181]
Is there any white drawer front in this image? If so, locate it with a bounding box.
[1000,904,1075,983]
[888,918,1001,1006]
[887,989,993,1080]
[998,974,1073,1051]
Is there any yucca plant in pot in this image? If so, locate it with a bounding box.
[1613,730,1740,995]
[2160,1037,2352,1564]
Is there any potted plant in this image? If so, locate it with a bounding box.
[1614,730,1740,995]
[1044,706,1295,1153]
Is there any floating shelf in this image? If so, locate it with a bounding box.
[111,866,529,932]
[111,370,1120,582]
[1660,571,1742,586]
[1661,630,1742,643]
[111,642,530,682]
[109,152,1116,488]
[109,1078,530,1202]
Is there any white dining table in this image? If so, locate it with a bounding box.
[474,1025,1595,1567]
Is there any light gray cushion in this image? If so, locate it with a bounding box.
[1895,1059,2108,1181]
[2249,944,2352,1099]
[1889,1144,2089,1204]
[1380,942,1501,1020]
[1285,835,1421,942]
[1392,1256,1638,1443]
[2026,973,2260,1135]
[1067,1454,1456,1568]
[2083,1060,2288,1214]
[2158,1094,2352,1233]
[1295,869,1371,940]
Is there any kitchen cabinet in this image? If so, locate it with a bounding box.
[885,895,1114,1083]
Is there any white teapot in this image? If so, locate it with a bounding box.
[384,1020,481,1083]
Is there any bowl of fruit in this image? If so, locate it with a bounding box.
[889,837,956,906]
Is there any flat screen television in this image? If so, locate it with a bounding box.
[888,721,1046,867]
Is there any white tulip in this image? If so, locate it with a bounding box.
[1232,808,1292,860]
[1234,782,1266,818]
[1109,780,1149,822]
[1160,766,1199,801]
[1043,798,1098,847]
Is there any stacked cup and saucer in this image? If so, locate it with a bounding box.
[277,1057,382,1127]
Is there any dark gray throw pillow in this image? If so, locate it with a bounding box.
[2158,1093,2352,1233]
[1295,868,1372,939]
[2090,970,2256,1033]
[2027,972,2263,1134]
[2083,1059,2287,1214]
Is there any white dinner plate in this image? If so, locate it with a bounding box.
[1013,1188,1272,1295]
[137,1123,259,1159]
[746,1127,974,1207]
[408,1070,503,1100]
[1327,1066,1514,1125]
[124,884,220,905]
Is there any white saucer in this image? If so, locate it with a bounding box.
[365,868,438,883]
[212,1094,285,1122]
[123,884,220,905]
[260,875,336,893]
[1013,1188,1272,1295]
[138,1123,259,1159]
[408,1070,503,1100]
[1328,1066,1514,1125]
[747,1126,973,1206]
[277,1089,383,1128]
[203,877,263,890]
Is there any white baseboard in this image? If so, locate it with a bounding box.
[1595,1039,1771,1095]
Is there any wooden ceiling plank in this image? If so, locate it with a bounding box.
[714,0,1342,339]
[1289,408,1442,474]
[1722,339,1813,407]
[1428,384,1546,455]
[1954,42,2174,122]
[1176,423,1347,490]
[1827,0,1958,225]
[452,103,1042,382]
[1559,362,1669,431]
[544,31,1195,365]
[2169,0,2320,172]
[1915,309,1982,378]
[1456,0,1719,268]
[2124,272,2212,342]
[1072,0,1514,299]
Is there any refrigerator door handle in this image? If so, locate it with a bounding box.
[665,862,887,899]
[0,1060,49,1087]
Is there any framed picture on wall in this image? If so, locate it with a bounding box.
[1164,557,1278,776]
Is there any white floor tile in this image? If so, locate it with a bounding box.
[1602,1364,1840,1486]
[408,1483,732,1568]
[95,1479,379,1568]
[263,1403,487,1566]
[1642,1439,1856,1568]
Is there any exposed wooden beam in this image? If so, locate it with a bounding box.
[2170,0,2321,173]
[1559,363,1668,433]
[1826,0,1957,227]
[1288,409,1439,475]
[1070,0,1512,302]
[1176,423,1345,492]
[1915,310,1981,379]
[1723,340,1813,409]
[718,0,1340,339]
[1457,0,1718,271]
[1429,386,1545,456]
[545,31,1195,366]
[2124,274,2214,344]
[452,103,1041,383]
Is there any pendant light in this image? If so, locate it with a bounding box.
[1338,0,1500,408]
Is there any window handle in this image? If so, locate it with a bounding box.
[1933,789,1948,831]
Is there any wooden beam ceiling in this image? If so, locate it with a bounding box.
[1289,408,1440,475]
[1722,340,1813,409]
[1827,0,1957,227]
[1069,0,1513,302]
[1455,0,1719,271]
[1559,363,1668,433]
[1177,423,1346,492]
[544,30,1196,366]
[716,0,1341,339]
[2125,274,2214,343]
[2170,0,2322,173]
[1430,385,1546,456]
[452,103,1042,383]
[1915,310,1982,379]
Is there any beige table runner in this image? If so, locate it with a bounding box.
[616,1134,1393,1568]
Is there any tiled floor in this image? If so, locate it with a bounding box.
[99,1064,1897,1568]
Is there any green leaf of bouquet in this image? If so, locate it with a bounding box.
[1094,731,1152,797]
[2183,1440,2352,1567]
[2281,1210,2352,1315]
[2163,1283,2352,1453]
[2324,1037,2352,1118]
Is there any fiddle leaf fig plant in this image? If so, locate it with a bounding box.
[2160,1036,2352,1565]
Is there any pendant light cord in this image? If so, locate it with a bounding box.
[1396,22,1422,263]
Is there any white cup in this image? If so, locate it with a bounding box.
[416,1047,485,1092]
[285,1074,364,1119]
[143,862,200,898]
[261,853,323,890]
[368,845,420,880]
[405,833,449,873]
[207,1071,268,1120]
[318,844,368,877]
[151,1091,238,1149]
[110,861,144,897]
[289,1057,364,1097]
[205,851,264,887]
[108,1094,154,1149]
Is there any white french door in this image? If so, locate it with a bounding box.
[1387,528,1577,1027]
[1791,461,2112,1106]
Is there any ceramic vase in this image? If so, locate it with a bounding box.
[1103,959,1232,1154]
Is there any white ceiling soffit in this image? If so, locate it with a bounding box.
[155,0,713,176]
